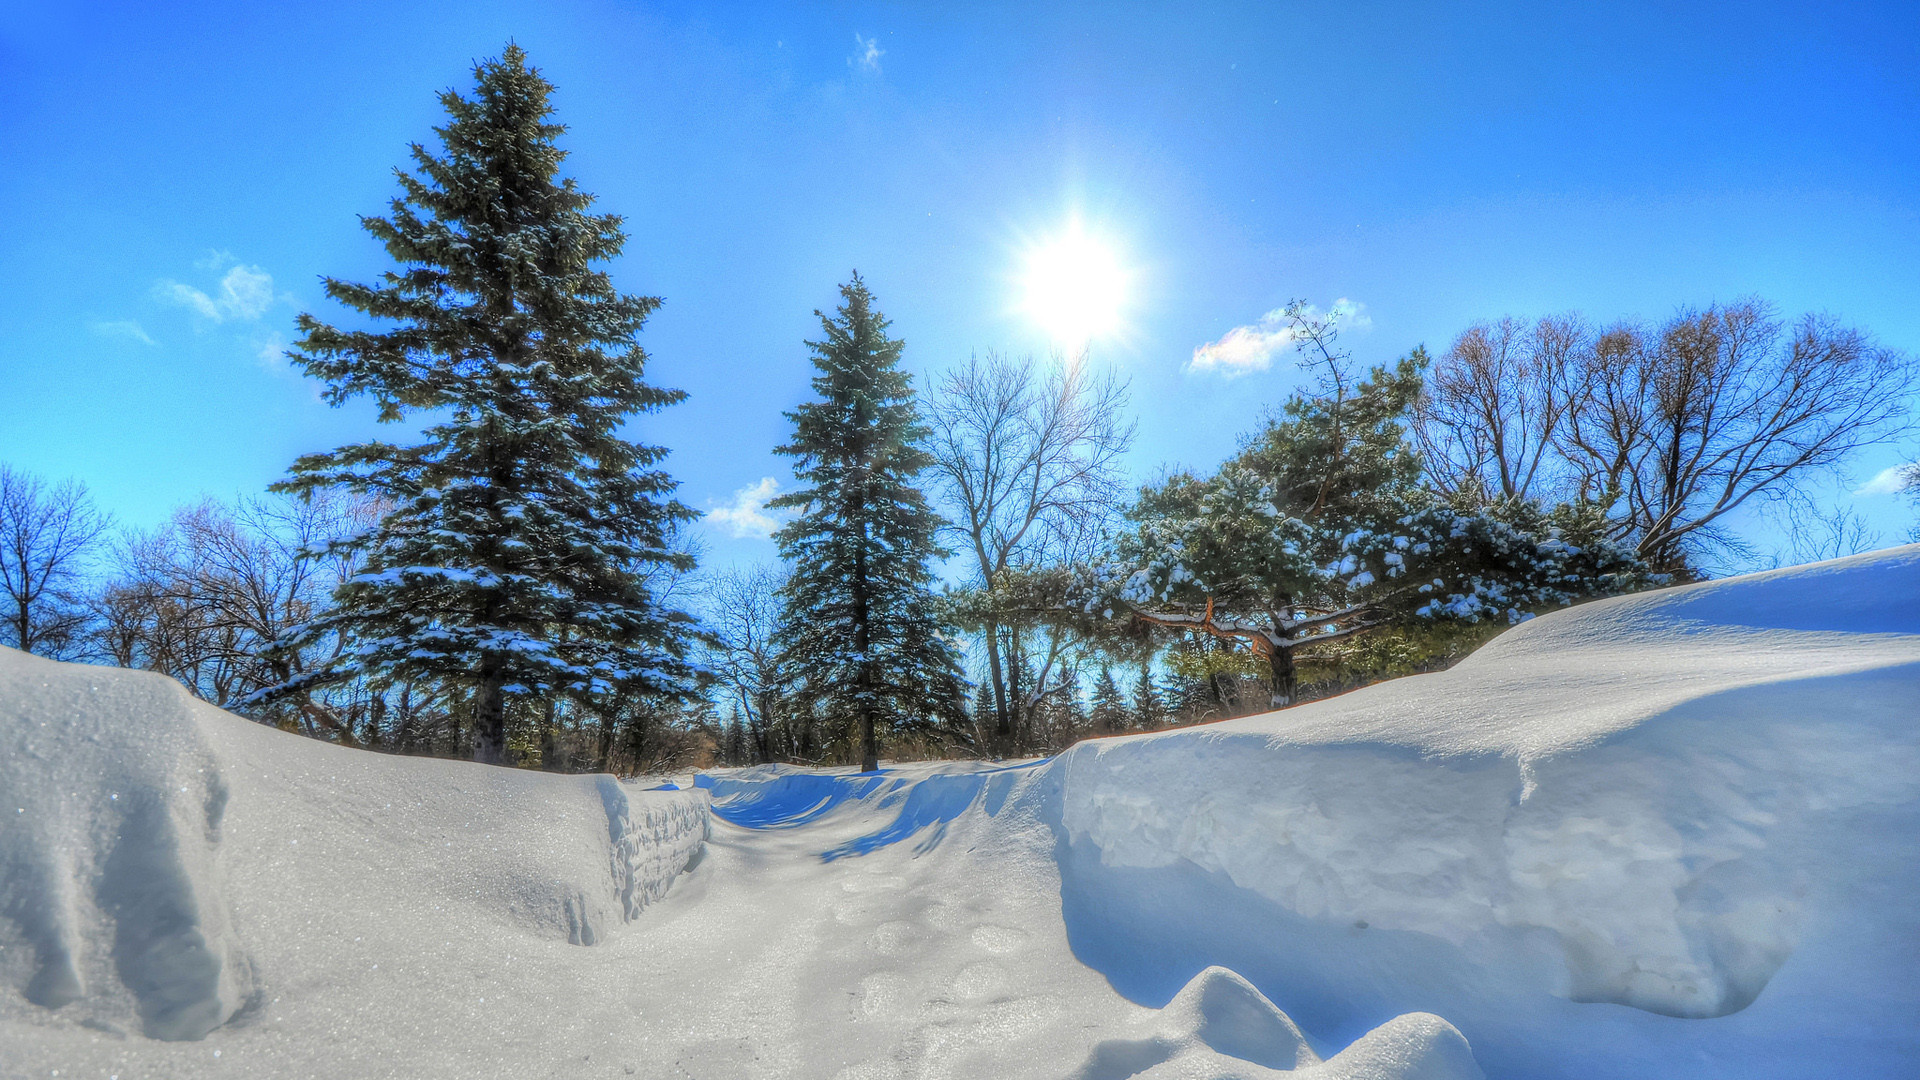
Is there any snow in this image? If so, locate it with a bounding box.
[3,545,1919,1078]
[1047,545,1920,1077]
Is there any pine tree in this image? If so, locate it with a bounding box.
[1131,664,1163,729]
[1089,667,1128,734]
[264,45,700,765]
[722,708,748,767]
[770,276,967,772]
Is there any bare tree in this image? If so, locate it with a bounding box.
[703,562,792,764]
[1560,300,1916,576]
[90,492,372,737]
[926,351,1133,753]
[0,465,111,658]
[1778,494,1880,566]
[1415,314,1590,503]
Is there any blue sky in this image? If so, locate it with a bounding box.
[3,0,1917,569]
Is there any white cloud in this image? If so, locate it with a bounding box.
[1190,298,1369,377]
[253,332,290,371]
[90,319,157,346]
[1190,315,1303,376]
[705,477,791,540]
[157,264,276,323]
[1854,464,1917,497]
[850,33,884,73]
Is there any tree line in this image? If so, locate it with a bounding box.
[5,45,1916,771]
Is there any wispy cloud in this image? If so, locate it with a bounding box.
[1854,464,1916,497]
[850,33,884,74]
[252,332,290,371]
[90,319,157,346]
[1190,299,1370,377]
[156,263,276,323]
[705,477,791,539]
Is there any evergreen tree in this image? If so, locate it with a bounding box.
[770,276,966,772]
[1131,664,1162,729]
[1090,339,1645,707]
[972,679,996,737]
[1089,667,1128,734]
[722,708,748,767]
[1046,667,1087,749]
[263,45,699,765]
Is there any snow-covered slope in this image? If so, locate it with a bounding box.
[1045,545,1920,1078]
[0,649,708,1076]
[3,546,1917,1079]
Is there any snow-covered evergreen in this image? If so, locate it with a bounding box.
[1088,666,1128,733]
[1085,353,1647,705]
[770,277,966,771]
[260,46,700,763]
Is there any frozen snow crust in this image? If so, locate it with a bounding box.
[2,546,1916,1078]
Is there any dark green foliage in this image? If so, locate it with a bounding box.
[1089,667,1129,734]
[1130,665,1164,729]
[1235,349,1427,534]
[770,276,967,771]
[262,45,700,764]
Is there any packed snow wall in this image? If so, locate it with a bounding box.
[1040,546,1920,1079]
[0,646,707,1041]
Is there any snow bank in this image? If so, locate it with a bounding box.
[1044,546,1920,1078]
[0,646,706,1046]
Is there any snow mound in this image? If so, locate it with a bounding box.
[0,645,707,1045]
[0,649,252,1040]
[1044,546,1920,1077]
[1073,966,1482,1080]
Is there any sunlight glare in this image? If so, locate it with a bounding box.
[1019,221,1129,348]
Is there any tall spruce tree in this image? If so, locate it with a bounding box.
[264,45,699,765]
[1089,667,1128,734]
[771,276,966,771]
[1131,664,1163,729]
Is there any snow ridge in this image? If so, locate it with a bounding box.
[598,776,709,930]
[0,645,710,1045]
[0,652,253,1040]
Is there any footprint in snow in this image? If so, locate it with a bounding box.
[969,925,1029,954]
[866,920,917,956]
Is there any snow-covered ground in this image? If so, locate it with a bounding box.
[4,547,1918,1078]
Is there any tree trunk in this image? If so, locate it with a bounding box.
[472,668,508,765]
[1267,645,1296,709]
[853,508,879,772]
[396,683,416,754]
[1005,629,1025,752]
[596,708,616,773]
[538,695,559,771]
[985,618,1013,756]
[753,691,774,764]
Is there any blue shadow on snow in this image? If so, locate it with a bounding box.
[700,763,1044,861]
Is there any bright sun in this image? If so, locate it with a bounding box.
[1019,221,1129,348]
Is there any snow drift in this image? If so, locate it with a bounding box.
[0,647,706,1053]
[1044,546,1920,1077]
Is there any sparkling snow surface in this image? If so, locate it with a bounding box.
[4,547,1919,1078]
